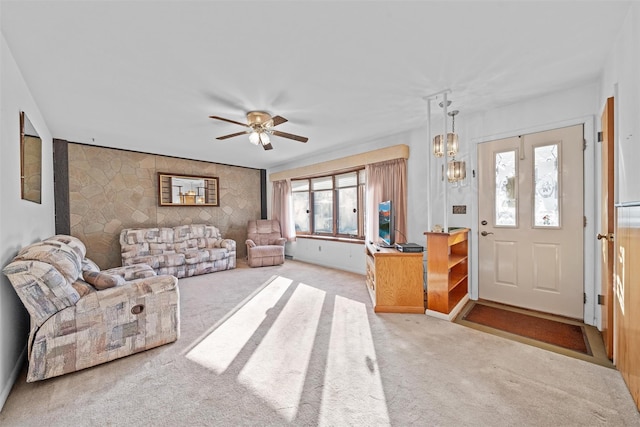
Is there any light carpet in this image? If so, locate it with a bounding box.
[1,259,638,426]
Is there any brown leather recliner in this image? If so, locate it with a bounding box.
[245,220,286,267]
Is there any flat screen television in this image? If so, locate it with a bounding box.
[378,200,394,247]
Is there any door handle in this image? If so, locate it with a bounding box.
[480,231,494,236]
[597,232,614,241]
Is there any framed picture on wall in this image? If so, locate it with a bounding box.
[158,172,219,206]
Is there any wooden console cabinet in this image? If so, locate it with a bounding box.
[424,228,470,317]
[364,242,424,313]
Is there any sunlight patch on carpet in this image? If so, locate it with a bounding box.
[185,275,391,422]
[186,276,293,373]
[238,282,325,422]
[319,296,390,426]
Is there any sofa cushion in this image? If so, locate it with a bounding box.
[182,249,210,264]
[15,241,83,285]
[196,237,222,249]
[121,228,162,244]
[82,257,101,273]
[249,245,285,257]
[205,248,230,261]
[247,220,285,246]
[149,242,175,253]
[2,260,81,327]
[83,271,126,290]
[44,235,87,260]
[127,253,186,269]
[174,239,199,252]
[173,225,194,241]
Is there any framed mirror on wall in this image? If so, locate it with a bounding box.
[20,111,42,204]
[158,172,219,206]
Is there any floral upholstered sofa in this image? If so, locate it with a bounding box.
[119,224,236,278]
[2,235,180,382]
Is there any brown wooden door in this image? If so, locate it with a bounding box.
[600,97,614,360]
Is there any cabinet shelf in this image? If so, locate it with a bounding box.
[448,254,467,269]
[449,270,467,292]
[425,228,470,317]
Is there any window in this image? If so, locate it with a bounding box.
[291,180,310,233]
[292,170,365,239]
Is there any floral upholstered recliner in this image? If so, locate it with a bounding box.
[119,224,236,278]
[2,235,180,382]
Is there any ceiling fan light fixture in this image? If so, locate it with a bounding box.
[259,131,270,146]
[249,131,260,145]
[210,111,308,148]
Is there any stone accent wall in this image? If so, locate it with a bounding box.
[68,143,261,269]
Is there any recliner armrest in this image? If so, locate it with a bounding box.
[245,239,256,248]
[75,275,178,313]
[103,264,157,280]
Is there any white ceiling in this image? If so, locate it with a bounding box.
[1,1,631,170]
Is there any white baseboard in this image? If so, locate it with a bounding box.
[425,294,470,321]
[0,345,27,413]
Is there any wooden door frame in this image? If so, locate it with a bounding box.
[600,97,615,358]
[469,116,598,326]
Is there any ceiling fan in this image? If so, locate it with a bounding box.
[209,111,308,150]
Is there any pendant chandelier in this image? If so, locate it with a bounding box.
[433,109,459,158]
[431,103,466,183]
[447,159,466,183]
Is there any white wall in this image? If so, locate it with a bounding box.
[0,34,56,411]
[287,239,367,275]
[600,2,640,204]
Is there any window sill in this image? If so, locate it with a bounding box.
[295,235,365,245]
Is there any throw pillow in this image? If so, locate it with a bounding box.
[72,278,96,297]
[82,271,125,290]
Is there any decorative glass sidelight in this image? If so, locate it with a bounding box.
[495,150,517,226]
[534,143,560,227]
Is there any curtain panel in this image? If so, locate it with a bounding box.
[365,158,408,245]
[272,179,295,241]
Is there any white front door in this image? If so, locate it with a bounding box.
[478,125,584,319]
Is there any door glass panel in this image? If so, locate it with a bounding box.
[534,143,560,227]
[495,150,517,226]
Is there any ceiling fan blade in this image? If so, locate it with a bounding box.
[209,115,249,127]
[272,130,308,143]
[216,130,249,140]
[262,142,274,150]
[271,115,288,127]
